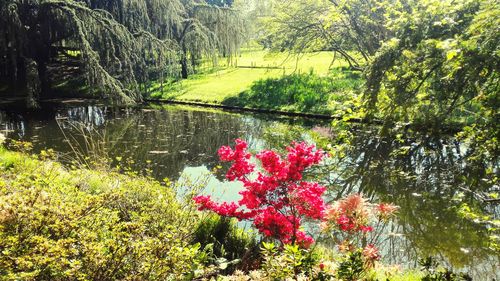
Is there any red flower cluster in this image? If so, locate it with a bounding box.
[323,194,372,233]
[362,244,381,268]
[193,139,326,248]
[218,139,255,181]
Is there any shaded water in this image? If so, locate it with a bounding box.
[0,102,498,279]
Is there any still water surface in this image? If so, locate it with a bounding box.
[0,101,498,279]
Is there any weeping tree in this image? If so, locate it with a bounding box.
[0,0,245,105]
[83,0,185,40]
[173,1,245,78]
[259,0,364,69]
[327,0,399,61]
[90,0,245,83]
[0,0,182,105]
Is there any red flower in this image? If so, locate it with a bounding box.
[193,139,326,248]
[362,244,381,261]
[218,138,254,181]
[360,225,374,233]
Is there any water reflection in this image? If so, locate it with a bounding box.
[0,103,324,181]
[0,111,27,138]
[319,130,499,279]
[62,106,108,127]
[0,103,497,279]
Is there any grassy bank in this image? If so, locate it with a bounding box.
[148,50,363,115]
[222,70,362,115]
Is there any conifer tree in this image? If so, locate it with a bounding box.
[0,0,244,105]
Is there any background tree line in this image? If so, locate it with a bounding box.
[1,0,497,138]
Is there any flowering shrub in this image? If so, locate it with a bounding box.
[322,194,398,234]
[193,139,327,247]
[321,194,398,270]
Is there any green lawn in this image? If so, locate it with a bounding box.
[149,50,350,104]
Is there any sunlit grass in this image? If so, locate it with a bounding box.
[151,68,282,103]
[149,50,353,104]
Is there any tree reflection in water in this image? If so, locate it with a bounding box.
[315,129,498,280]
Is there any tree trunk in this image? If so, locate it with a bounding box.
[37,59,49,98]
[181,55,189,79]
[26,59,41,108]
[191,54,196,73]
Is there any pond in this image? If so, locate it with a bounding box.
[0,101,498,280]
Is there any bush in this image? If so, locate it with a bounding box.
[193,214,258,265]
[260,242,321,280]
[0,146,206,280]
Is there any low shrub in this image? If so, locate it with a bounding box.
[193,214,259,267]
[259,242,321,280]
[0,146,206,280]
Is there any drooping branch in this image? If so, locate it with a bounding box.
[0,0,246,103]
[0,0,180,103]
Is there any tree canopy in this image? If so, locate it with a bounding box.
[0,0,245,105]
[259,0,398,69]
[259,0,498,134]
[363,0,499,130]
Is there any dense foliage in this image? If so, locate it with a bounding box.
[364,0,499,129]
[258,0,498,135]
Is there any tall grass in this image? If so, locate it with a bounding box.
[57,121,111,170]
[193,214,258,268]
[222,69,362,114]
